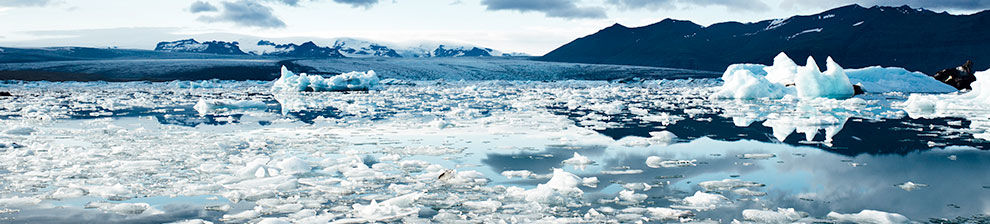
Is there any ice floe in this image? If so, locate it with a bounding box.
[271,66,380,92]
[826,210,911,224]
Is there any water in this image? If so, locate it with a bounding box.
[0,79,986,223]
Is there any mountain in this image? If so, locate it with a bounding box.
[330,38,524,58]
[331,38,402,57]
[540,4,990,74]
[254,40,345,58]
[154,39,247,55]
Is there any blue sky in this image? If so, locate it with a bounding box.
[0,0,986,55]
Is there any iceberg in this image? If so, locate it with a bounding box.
[713,52,952,99]
[271,66,380,92]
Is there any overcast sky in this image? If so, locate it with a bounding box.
[0,0,986,55]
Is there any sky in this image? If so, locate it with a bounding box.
[0,0,987,55]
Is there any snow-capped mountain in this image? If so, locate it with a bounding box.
[540,4,990,74]
[154,39,247,55]
[253,40,345,58]
[155,37,527,59]
[330,38,525,58]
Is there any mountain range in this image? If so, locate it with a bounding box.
[154,38,525,59]
[539,4,990,74]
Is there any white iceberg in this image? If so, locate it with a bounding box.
[271,66,380,92]
[713,52,951,100]
[902,69,990,139]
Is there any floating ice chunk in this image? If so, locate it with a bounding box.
[741,208,807,224]
[794,57,854,99]
[0,196,42,207]
[619,190,648,203]
[85,202,158,215]
[276,156,311,175]
[698,179,764,191]
[167,219,215,224]
[711,64,790,99]
[519,169,584,204]
[826,210,911,224]
[647,207,692,220]
[582,177,599,188]
[646,158,697,168]
[676,191,730,211]
[645,156,664,168]
[194,99,267,115]
[4,127,36,135]
[441,170,490,186]
[601,169,644,175]
[353,195,421,222]
[222,210,261,222]
[48,187,87,199]
[271,66,380,92]
[562,152,594,170]
[713,53,859,99]
[846,66,956,93]
[732,188,767,196]
[623,183,652,191]
[739,153,776,159]
[463,200,501,212]
[895,181,927,191]
[501,170,535,179]
[648,131,677,145]
[257,218,291,224]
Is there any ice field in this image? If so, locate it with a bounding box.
[0,74,988,223]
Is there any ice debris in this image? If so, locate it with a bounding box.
[826,210,911,224]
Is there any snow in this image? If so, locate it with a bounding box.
[765,18,788,30]
[787,28,823,40]
[826,210,911,224]
[4,126,36,135]
[854,21,865,26]
[271,66,380,92]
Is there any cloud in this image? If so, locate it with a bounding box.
[0,0,55,7]
[780,0,990,11]
[199,0,286,28]
[333,0,380,8]
[189,1,218,13]
[481,0,607,19]
[607,0,769,11]
[266,0,302,6]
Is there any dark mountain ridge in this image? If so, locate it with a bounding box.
[540,4,990,74]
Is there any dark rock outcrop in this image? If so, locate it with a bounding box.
[933,60,977,90]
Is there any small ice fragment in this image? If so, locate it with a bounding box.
[742,208,807,224]
[501,170,534,179]
[895,181,928,191]
[678,191,730,211]
[699,179,764,191]
[582,177,599,188]
[647,207,692,220]
[562,152,594,170]
[618,190,648,203]
[739,153,776,159]
[948,155,957,160]
[826,210,910,224]
[645,156,664,168]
